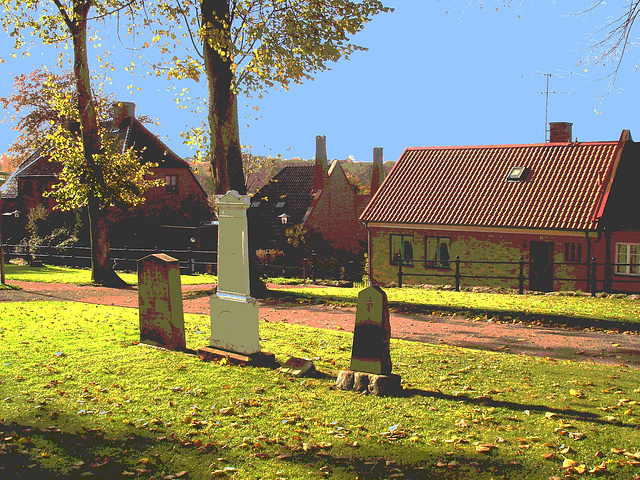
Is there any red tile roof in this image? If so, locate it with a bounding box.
[360,132,629,231]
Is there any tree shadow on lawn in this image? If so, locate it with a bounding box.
[401,388,636,429]
[267,290,640,333]
[275,447,534,480]
[2,417,538,480]
[0,418,206,480]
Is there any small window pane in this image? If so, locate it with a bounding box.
[390,234,413,265]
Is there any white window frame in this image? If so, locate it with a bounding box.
[615,242,640,276]
[425,236,451,268]
[390,234,414,266]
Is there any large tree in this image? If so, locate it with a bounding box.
[0,0,155,287]
[147,0,391,195]
[142,0,390,296]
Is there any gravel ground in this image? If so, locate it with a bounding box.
[2,280,640,367]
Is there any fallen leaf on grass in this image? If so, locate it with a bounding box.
[574,464,587,474]
[589,462,607,473]
[569,389,584,398]
[475,443,496,453]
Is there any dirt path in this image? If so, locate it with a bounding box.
[3,280,640,367]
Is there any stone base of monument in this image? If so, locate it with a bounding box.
[336,370,402,396]
[197,346,277,367]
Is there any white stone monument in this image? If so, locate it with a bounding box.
[198,191,275,366]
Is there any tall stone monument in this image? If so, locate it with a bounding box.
[138,253,186,351]
[337,286,401,396]
[198,191,275,366]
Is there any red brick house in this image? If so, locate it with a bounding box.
[249,136,385,254]
[360,123,640,293]
[1,102,212,247]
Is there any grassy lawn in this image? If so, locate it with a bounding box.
[270,284,640,329]
[2,264,217,286]
[3,301,640,479]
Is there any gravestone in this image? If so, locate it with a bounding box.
[198,191,275,366]
[350,285,392,374]
[337,286,401,396]
[138,253,186,350]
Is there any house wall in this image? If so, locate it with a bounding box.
[306,163,366,252]
[136,167,209,222]
[105,167,211,247]
[18,177,57,214]
[367,225,639,293]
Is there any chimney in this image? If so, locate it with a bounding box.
[112,101,136,128]
[370,147,384,196]
[549,122,573,143]
[313,135,328,191]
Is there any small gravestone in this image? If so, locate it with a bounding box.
[138,253,186,350]
[337,286,401,396]
[279,357,315,377]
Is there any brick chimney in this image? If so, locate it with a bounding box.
[549,122,573,143]
[112,101,136,128]
[313,135,328,191]
[370,147,384,196]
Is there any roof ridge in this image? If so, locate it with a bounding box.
[404,141,619,152]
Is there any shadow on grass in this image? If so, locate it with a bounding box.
[266,289,640,333]
[2,417,539,480]
[274,448,534,480]
[401,388,637,429]
[1,419,188,480]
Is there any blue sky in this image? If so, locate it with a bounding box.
[0,1,638,164]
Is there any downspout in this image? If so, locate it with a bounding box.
[364,220,372,285]
[604,227,612,292]
[585,230,592,293]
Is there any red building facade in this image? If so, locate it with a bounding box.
[361,126,640,293]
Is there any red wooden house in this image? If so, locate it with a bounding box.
[360,123,640,293]
[1,102,212,248]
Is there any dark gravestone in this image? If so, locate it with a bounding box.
[350,286,392,374]
[337,286,401,396]
[138,254,186,351]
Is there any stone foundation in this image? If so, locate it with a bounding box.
[336,370,402,396]
[198,346,277,368]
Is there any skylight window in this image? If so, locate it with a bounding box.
[507,166,529,182]
[275,201,285,208]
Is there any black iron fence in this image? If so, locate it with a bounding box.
[2,243,218,275]
[395,256,640,295]
[260,258,364,284]
[1,243,364,284]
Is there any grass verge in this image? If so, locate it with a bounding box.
[2,301,640,479]
[268,285,640,331]
[2,264,217,286]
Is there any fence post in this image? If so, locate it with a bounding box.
[518,256,525,294]
[455,256,461,291]
[397,261,403,288]
[188,246,195,274]
[591,257,597,296]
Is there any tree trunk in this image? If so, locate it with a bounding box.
[201,0,246,195]
[71,0,126,287]
[201,0,266,297]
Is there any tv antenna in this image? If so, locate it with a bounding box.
[534,72,576,142]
